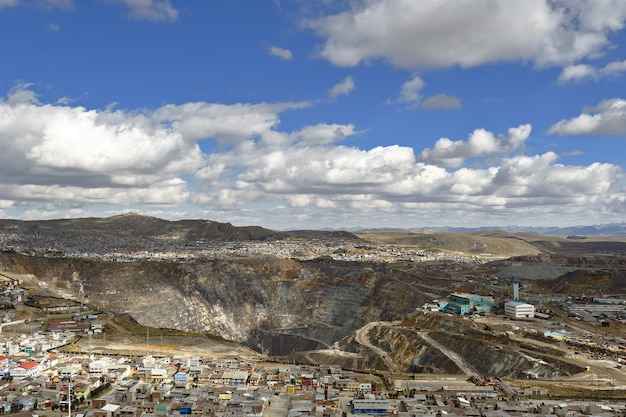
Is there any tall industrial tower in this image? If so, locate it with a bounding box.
[512,276,520,301]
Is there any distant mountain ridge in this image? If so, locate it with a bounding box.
[0,214,624,249]
[354,223,626,237]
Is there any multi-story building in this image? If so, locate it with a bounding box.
[504,301,535,319]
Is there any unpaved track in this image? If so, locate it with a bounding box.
[354,321,400,371]
[418,332,480,377]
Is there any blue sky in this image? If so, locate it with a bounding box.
[1,0,626,230]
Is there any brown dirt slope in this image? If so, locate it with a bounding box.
[356,230,540,257]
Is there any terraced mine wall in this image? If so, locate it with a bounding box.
[337,314,587,378]
[0,252,429,355]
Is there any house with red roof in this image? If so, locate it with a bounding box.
[0,355,8,376]
[10,361,41,379]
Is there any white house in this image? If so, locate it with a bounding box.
[59,363,82,379]
[151,368,167,382]
[89,360,106,378]
[10,361,41,379]
[504,301,535,319]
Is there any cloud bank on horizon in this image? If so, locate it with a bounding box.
[1,0,626,229]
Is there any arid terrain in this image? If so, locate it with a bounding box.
[1,215,626,396]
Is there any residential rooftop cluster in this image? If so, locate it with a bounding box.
[0,231,498,264]
[1,349,626,417]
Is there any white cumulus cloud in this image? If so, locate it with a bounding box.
[0,0,19,9]
[399,76,424,103]
[420,124,531,168]
[109,0,178,22]
[329,76,355,100]
[395,75,460,110]
[548,98,626,135]
[307,0,626,70]
[268,45,294,61]
[0,0,73,9]
[1,86,624,228]
[558,60,626,83]
[153,101,294,144]
[421,94,461,110]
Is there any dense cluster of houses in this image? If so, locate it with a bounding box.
[0,346,624,417]
[0,349,377,417]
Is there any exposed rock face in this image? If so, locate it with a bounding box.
[0,252,427,355]
[425,331,584,378]
[336,314,586,378]
[0,251,597,378]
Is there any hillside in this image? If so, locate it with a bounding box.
[357,229,626,257]
[0,213,364,257]
[0,213,289,245]
[355,230,542,257]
